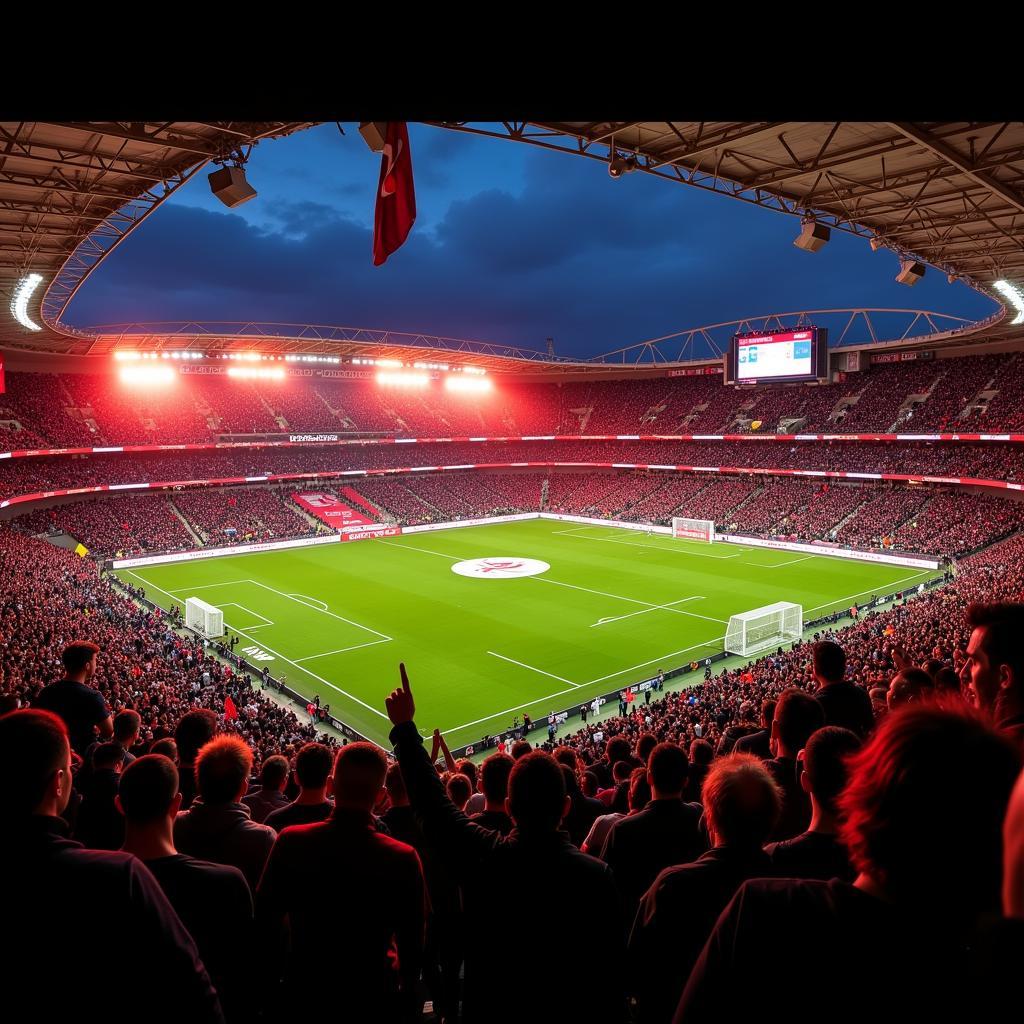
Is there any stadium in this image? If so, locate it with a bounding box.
[2,120,1024,1022]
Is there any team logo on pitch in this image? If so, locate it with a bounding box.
[452,557,550,579]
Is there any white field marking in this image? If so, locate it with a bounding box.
[444,634,726,737]
[584,636,728,687]
[743,555,815,568]
[123,570,391,723]
[294,638,392,663]
[591,596,704,627]
[168,581,251,594]
[487,651,580,687]
[244,580,392,641]
[165,578,391,642]
[288,593,328,611]
[377,538,460,560]
[219,603,274,627]
[803,569,937,615]
[554,527,740,560]
[533,576,728,625]
[551,526,598,537]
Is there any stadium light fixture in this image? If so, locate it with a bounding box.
[11,273,44,331]
[895,260,926,287]
[445,376,492,393]
[793,218,830,253]
[208,164,257,208]
[994,280,1024,325]
[119,365,176,386]
[377,371,428,388]
[226,366,285,380]
[462,365,487,376]
[608,152,639,179]
[869,235,886,253]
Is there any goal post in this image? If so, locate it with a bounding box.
[185,597,224,639]
[672,517,716,543]
[725,601,803,657]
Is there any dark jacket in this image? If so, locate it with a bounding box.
[733,728,771,760]
[174,799,276,892]
[3,817,223,1023]
[629,845,774,1024]
[241,787,290,824]
[392,720,627,1024]
[766,756,811,841]
[600,798,707,914]
[766,830,855,882]
[256,808,425,1023]
[815,681,874,737]
[73,766,124,850]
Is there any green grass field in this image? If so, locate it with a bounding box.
[116,520,941,748]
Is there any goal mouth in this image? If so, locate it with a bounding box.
[672,517,716,543]
[725,601,803,658]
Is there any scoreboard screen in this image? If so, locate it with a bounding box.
[729,327,827,384]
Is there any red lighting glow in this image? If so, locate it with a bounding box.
[118,365,176,386]
[226,366,285,380]
[445,376,492,393]
[377,371,429,388]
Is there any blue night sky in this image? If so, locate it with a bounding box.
[66,123,998,359]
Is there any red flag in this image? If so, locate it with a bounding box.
[224,695,238,721]
[373,122,416,266]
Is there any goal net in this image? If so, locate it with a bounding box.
[672,517,715,542]
[185,597,224,639]
[725,601,803,657]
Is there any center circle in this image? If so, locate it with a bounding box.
[451,557,550,579]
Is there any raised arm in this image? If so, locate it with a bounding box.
[386,663,504,874]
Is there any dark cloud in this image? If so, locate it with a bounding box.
[68,134,998,358]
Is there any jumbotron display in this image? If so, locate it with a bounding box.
[729,326,828,384]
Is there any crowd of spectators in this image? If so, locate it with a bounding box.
[5,483,1024,1018]
[5,351,1024,448]
[171,489,319,546]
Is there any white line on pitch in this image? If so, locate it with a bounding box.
[245,580,392,640]
[294,638,392,662]
[122,571,391,723]
[743,555,815,568]
[442,682,584,735]
[591,596,704,627]
[585,635,727,686]
[555,528,740,560]
[377,538,460,560]
[532,576,728,624]
[803,569,937,614]
[167,581,250,593]
[487,651,580,687]
[288,593,328,611]
[220,603,274,626]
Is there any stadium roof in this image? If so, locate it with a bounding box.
[2,120,1023,363]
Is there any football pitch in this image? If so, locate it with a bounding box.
[116,520,942,748]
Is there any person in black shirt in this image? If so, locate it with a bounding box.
[386,663,626,1024]
[119,754,253,1021]
[74,741,126,850]
[629,751,781,1024]
[1,710,223,1023]
[733,698,775,760]
[601,742,707,917]
[265,742,335,831]
[468,752,514,835]
[677,706,1022,1024]
[174,709,218,810]
[766,688,825,841]
[33,640,112,756]
[812,640,874,738]
[767,726,860,881]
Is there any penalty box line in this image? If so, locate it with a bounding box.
[124,570,391,725]
[451,634,725,737]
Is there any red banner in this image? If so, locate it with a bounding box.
[292,492,377,531]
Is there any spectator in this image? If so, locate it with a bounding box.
[151,736,179,764]
[766,726,861,881]
[33,640,113,755]
[74,740,127,850]
[629,752,781,1024]
[174,735,276,891]
[119,754,253,1021]
[887,667,933,709]
[767,688,825,840]
[961,602,1024,748]
[684,738,713,801]
[812,640,874,737]
[0,710,223,1022]
[733,698,775,759]
[242,754,291,823]
[387,664,626,1024]
[676,706,1022,1023]
[600,742,707,915]
[582,766,647,856]
[468,752,514,835]
[256,742,425,1022]
[265,743,335,830]
[380,762,422,850]
[175,709,218,810]
[445,771,473,811]
[558,758,605,847]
